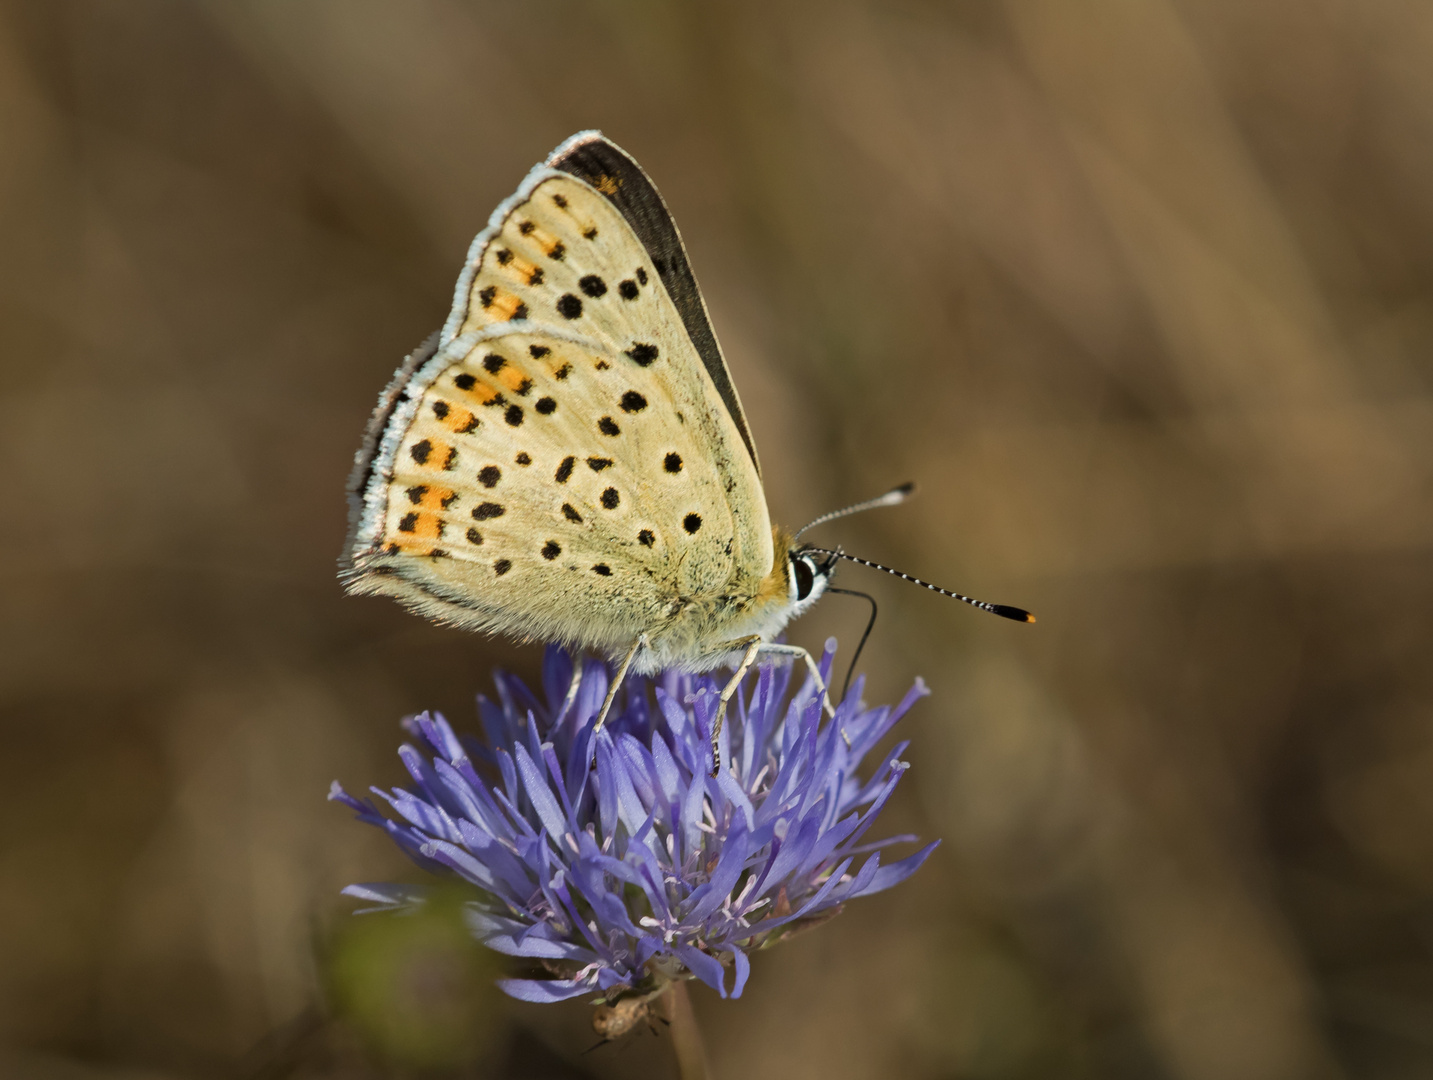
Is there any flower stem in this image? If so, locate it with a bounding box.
[667,980,711,1080]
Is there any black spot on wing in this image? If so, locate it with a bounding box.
[683,513,702,534]
[541,540,561,561]
[557,294,582,319]
[494,559,512,576]
[410,439,432,465]
[587,457,613,471]
[473,502,505,520]
[664,453,683,473]
[406,485,427,504]
[483,354,506,373]
[592,564,612,576]
[562,503,583,523]
[505,404,523,427]
[466,527,483,545]
[529,344,550,358]
[536,397,557,415]
[598,417,620,436]
[478,465,501,488]
[555,456,575,483]
[620,391,647,413]
[432,401,449,419]
[579,275,607,297]
[638,529,655,547]
[601,487,620,510]
[515,452,531,465]
[625,343,658,366]
[618,279,638,300]
[398,512,418,533]
[454,373,476,390]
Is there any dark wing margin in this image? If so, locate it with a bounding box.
[547,133,762,477]
[341,331,441,570]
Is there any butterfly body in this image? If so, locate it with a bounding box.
[342,134,830,678]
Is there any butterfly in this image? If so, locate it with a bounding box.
[341,131,1031,771]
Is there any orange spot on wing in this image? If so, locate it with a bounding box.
[445,406,480,433]
[392,511,443,541]
[453,379,504,407]
[413,487,456,511]
[496,251,542,286]
[499,367,531,394]
[489,291,527,321]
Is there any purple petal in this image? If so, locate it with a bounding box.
[849,840,940,897]
[669,944,729,997]
[730,947,751,998]
[340,882,426,910]
[685,819,749,923]
[679,772,706,865]
[594,736,620,841]
[754,815,820,899]
[717,770,755,831]
[497,977,594,1003]
[650,731,682,810]
[514,743,568,840]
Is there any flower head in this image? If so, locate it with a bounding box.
[331,640,938,1003]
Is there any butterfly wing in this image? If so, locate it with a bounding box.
[342,145,772,657]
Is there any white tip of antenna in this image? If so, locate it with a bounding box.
[794,482,918,540]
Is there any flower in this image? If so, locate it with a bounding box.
[330,639,939,1003]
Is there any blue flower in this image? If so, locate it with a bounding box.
[330,640,938,1003]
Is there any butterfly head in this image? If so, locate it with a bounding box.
[786,546,838,619]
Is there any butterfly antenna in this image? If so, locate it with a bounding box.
[793,483,916,541]
[806,548,1035,623]
[827,587,878,700]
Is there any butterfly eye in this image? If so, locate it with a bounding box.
[790,554,817,602]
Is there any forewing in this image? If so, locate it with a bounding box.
[344,168,772,653]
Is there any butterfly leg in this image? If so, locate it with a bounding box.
[709,636,765,775]
[707,640,839,775]
[592,634,650,735]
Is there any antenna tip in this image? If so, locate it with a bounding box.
[892,481,916,498]
[991,604,1036,623]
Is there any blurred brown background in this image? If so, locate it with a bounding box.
[3,1,1432,1077]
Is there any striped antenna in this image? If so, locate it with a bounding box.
[794,482,916,541]
[804,548,1035,623]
